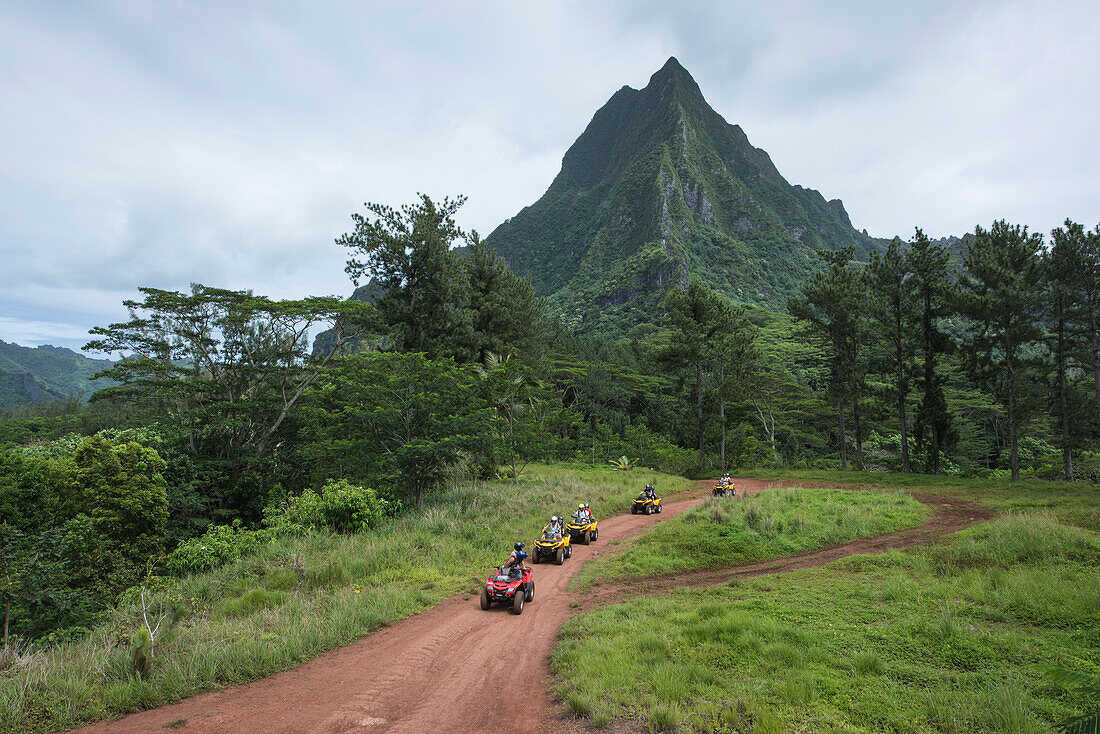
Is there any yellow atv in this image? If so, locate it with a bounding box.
[631,493,662,515]
[532,531,572,565]
[565,515,599,545]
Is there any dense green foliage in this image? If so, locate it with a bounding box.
[781,221,1100,481]
[0,435,168,639]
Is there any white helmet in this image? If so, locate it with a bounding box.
[551,516,558,522]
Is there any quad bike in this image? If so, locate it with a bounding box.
[532,531,572,565]
[479,565,534,614]
[565,515,599,545]
[712,482,736,498]
[631,493,663,515]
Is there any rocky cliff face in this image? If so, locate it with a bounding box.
[485,57,883,335]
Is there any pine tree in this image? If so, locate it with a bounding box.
[956,220,1045,480]
[1073,223,1100,414]
[907,229,955,474]
[465,234,546,364]
[1047,220,1095,480]
[665,281,725,464]
[866,238,913,472]
[338,194,474,361]
[708,300,758,471]
[789,247,868,470]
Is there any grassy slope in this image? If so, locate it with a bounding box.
[552,475,1100,733]
[0,465,692,734]
[572,488,929,588]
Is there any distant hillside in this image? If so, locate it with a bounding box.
[0,340,115,409]
[485,57,888,335]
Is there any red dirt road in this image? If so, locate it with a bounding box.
[72,489,708,734]
[70,479,989,734]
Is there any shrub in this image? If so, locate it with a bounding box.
[166,521,272,575]
[266,479,395,535]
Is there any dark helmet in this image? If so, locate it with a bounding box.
[514,541,524,552]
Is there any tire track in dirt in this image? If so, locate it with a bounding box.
[70,485,710,734]
[69,479,991,734]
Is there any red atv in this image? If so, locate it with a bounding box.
[479,565,534,614]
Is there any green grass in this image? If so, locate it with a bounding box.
[572,487,929,587]
[0,464,691,734]
[552,511,1100,733]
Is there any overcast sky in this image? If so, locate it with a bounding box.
[2,1,1098,352]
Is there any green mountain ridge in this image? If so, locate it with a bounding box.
[485,57,887,334]
[0,340,115,409]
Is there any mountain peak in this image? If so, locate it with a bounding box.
[646,56,702,97]
[485,61,879,335]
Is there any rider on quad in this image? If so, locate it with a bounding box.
[542,516,563,539]
[573,503,592,523]
[502,541,530,579]
[643,484,657,500]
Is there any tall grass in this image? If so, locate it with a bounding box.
[573,487,929,585]
[0,465,691,734]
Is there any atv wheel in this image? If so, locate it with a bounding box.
[566,546,572,558]
[556,548,564,565]
[525,581,534,602]
[631,506,638,515]
[480,588,491,610]
[512,589,525,614]
[644,504,652,515]
[532,551,540,564]
[591,528,598,541]
[656,503,663,513]
[581,530,590,545]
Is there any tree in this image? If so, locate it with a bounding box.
[1047,220,1094,480]
[789,247,868,470]
[956,220,1045,480]
[65,435,169,568]
[740,314,829,466]
[1068,222,1100,414]
[866,238,913,472]
[708,301,757,471]
[338,194,474,361]
[86,285,373,517]
[0,524,26,658]
[907,229,956,474]
[309,352,486,509]
[465,234,546,364]
[664,281,725,464]
[475,353,554,483]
